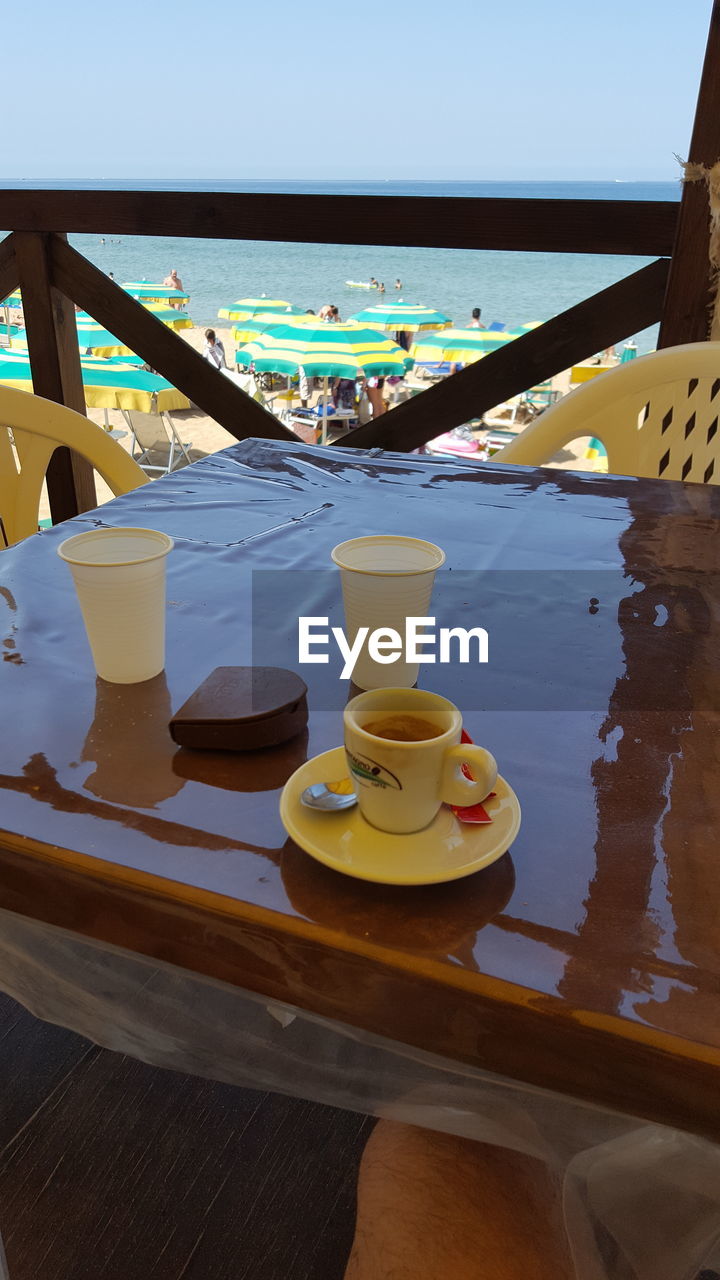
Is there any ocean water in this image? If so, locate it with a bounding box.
[1,179,680,350]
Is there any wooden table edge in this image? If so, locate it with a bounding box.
[1,828,718,1144]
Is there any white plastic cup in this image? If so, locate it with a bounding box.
[58,527,174,684]
[331,535,446,690]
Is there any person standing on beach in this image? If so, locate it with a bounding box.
[203,329,226,370]
[163,267,185,308]
[468,307,485,329]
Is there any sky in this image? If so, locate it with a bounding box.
[1,0,714,180]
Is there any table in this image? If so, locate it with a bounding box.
[1,439,720,1276]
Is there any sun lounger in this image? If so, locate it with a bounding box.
[414,361,464,379]
[122,410,193,476]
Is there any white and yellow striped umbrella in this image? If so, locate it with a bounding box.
[236,320,412,379]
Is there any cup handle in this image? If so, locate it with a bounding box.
[440,745,498,808]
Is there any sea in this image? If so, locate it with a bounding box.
[1,179,681,351]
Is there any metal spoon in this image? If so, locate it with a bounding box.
[301,779,358,812]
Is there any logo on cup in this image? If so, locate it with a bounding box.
[345,749,402,791]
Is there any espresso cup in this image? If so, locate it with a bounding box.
[344,688,497,834]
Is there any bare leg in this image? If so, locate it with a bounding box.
[367,386,386,418]
[344,1120,575,1280]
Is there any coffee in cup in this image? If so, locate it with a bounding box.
[362,714,444,742]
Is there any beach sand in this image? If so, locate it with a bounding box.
[36,326,593,522]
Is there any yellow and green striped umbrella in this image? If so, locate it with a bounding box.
[235,320,412,379]
[231,311,332,345]
[219,297,304,323]
[348,302,452,332]
[12,308,193,358]
[11,319,134,359]
[142,303,194,330]
[0,350,189,413]
[1,290,22,307]
[123,281,190,304]
[410,328,492,365]
[413,328,527,359]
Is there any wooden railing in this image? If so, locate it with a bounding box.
[0,199,680,512]
[1,0,719,521]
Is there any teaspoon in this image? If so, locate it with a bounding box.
[301,779,358,812]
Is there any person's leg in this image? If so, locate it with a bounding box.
[344,1120,575,1280]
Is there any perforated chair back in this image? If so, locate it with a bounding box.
[0,386,147,547]
[492,343,720,484]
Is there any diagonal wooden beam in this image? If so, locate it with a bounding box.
[49,237,296,444]
[336,258,670,453]
[0,232,20,304]
[658,0,720,346]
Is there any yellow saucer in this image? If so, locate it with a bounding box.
[280,747,521,886]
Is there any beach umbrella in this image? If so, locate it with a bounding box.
[219,297,304,323]
[521,320,544,330]
[231,311,339,346]
[12,309,193,358]
[140,303,194,331]
[123,281,190,305]
[347,302,452,332]
[0,350,189,413]
[236,320,413,380]
[621,342,638,363]
[236,320,412,442]
[410,327,492,365]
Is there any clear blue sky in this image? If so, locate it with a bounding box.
[3,0,713,180]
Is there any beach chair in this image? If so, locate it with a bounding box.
[123,410,193,476]
[491,342,720,484]
[0,385,147,546]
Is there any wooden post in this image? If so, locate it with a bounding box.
[14,231,96,523]
[658,1,720,347]
[0,233,20,304]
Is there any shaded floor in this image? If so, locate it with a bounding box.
[0,993,369,1279]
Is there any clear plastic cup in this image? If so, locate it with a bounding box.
[58,527,174,684]
[331,535,445,689]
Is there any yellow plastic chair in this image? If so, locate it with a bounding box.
[492,343,720,484]
[0,386,148,547]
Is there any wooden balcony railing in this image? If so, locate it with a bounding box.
[1,1,719,521]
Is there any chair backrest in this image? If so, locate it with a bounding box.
[492,343,720,484]
[127,411,171,453]
[0,386,148,546]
